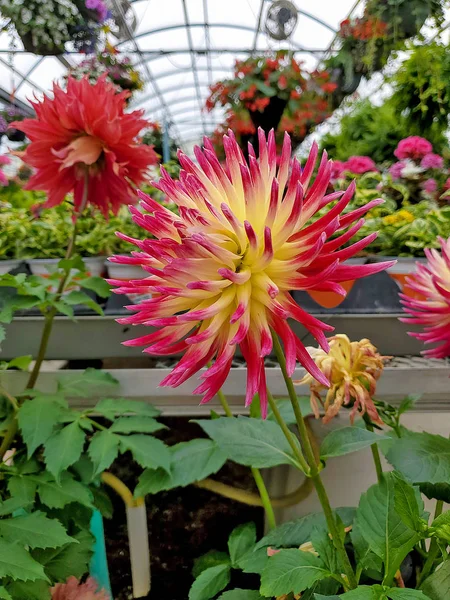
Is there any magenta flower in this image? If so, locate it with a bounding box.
[400,237,450,358]
[394,136,433,160]
[110,130,392,416]
[389,161,406,180]
[330,160,347,181]
[423,178,438,193]
[420,153,444,170]
[344,156,378,175]
[0,154,10,186]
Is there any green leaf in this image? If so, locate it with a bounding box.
[0,539,48,582]
[386,432,450,485]
[118,434,171,472]
[388,590,431,599]
[320,427,386,460]
[398,395,420,415]
[255,508,355,550]
[7,580,51,600]
[135,439,226,496]
[354,472,419,584]
[36,473,93,509]
[0,511,74,549]
[339,587,386,599]
[110,416,166,434]
[392,471,425,532]
[420,483,450,504]
[228,523,256,567]
[267,397,313,425]
[193,551,230,579]
[0,325,5,347]
[195,416,302,469]
[430,511,450,544]
[80,276,111,298]
[0,587,11,600]
[94,397,159,420]
[260,549,331,597]
[88,430,120,477]
[57,369,118,398]
[91,486,113,519]
[253,80,277,97]
[7,475,37,504]
[351,521,383,579]
[420,558,450,599]
[63,291,103,315]
[18,397,66,458]
[33,530,94,582]
[218,591,265,600]
[6,355,32,371]
[58,256,86,272]
[237,547,269,575]
[44,422,86,481]
[189,564,231,600]
[0,497,31,517]
[53,301,74,318]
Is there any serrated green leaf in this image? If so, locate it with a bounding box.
[57,369,118,398]
[36,473,93,509]
[110,416,166,434]
[195,417,302,469]
[193,551,230,579]
[94,398,160,420]
[420,558,450,599]
[189,564,231,600]
[80,276,111,298]
[18,397,66,458]
[33,529,93,582]
[53,301,74,318]
[44,422,86,481]
[320,427,386,460]
[339,587,386,599]
[118,434,171,472]
[88,430,120,476]
[237,547,269,575]
[7,475,37,505]
[267,397,313,425]
[7,580,51,600]
[398,395,420,415]
[63,291,103,315]
[218,591,265,600]
[228,523,256,567]
[386,432,450,486]
[0,497,30,517]
[0,586,11,600]
[355,473,419,585]
[135,439,227,496]
[0,539,48,582]
[255,508,355,550]
[260,549,330,597]
[388,590,431,599]
[0,511,74,549]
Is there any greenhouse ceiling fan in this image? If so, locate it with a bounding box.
[265,0,299,41]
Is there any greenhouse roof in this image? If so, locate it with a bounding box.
[0,0,364,149]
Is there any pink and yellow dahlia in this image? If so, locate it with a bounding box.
[110,130,392,416]
[400,237,450,358]
[299,334,386,423]
[13,76,158,216]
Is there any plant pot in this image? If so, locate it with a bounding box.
[28,257,106,278]
[20,31,65,56]
[382,257,427,300]
[248,96,288,136]
[5,128,26,142]
[0,259,22,275]
[106,261,151,304]
[305,258,367,309]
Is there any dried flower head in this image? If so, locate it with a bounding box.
[51,577,109,600]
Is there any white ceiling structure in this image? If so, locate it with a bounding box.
[0,0,365,150]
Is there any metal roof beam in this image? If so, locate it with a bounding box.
[202,0,213,87]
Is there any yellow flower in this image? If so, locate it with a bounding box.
[382,209,414,226]
[298,334,388,423]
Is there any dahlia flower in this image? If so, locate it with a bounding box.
[111,130,391,416]
[51,577,109,600]
[394,136,432,161]
[298,334,386,423]
[13,76,157,216]
[330,160,346,181]
[0,155,10,186]
[344,156,377,175]
[400,237,450,358]
[420,153,444,170]
[423,178,438,194]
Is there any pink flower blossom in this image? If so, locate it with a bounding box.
[394,136,433,160]
[344,156,378,174]
[400,237,450,358]
[389,161,406,180]
[445,178,450,190]
[423,178,438,193]
[330,160,347,180]
[0,155,11,166]
[110,130,392,416]
[420,153,444,170]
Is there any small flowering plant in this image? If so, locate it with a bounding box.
[67,47,145,98]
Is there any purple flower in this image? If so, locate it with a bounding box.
[389,161,406,180]
[420,153,444,170]
[423,178,438,193]
[0,116,7,133]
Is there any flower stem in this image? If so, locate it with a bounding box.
[215,385,276,529]
[101,472,139,508]
[272,332,357,590]
[363,414,384,483]
[417,500,444,586]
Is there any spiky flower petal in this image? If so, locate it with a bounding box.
[400,237,450,358]
[111,130,392,416]
[298,334,387,423]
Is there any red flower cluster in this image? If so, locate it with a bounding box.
[340,16,388,40]
[394,136,433,160]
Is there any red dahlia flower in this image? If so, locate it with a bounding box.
[394,136,432,161]
[400,237,450,358]
[14,76,157,216]
[344,156,378,175]
[110,130,392,416]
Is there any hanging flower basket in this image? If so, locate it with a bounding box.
[248,95,288,135]
[5,128,26,143]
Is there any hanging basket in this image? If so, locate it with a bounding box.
[373,0,429,38]
[248,96,288,135]
[5,128,26,143]
[20,31,65,56]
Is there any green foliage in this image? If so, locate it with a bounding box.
[188,564,231,600]
[228,523,257,567]
[420,559,450,599]
[320,427,387,460]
